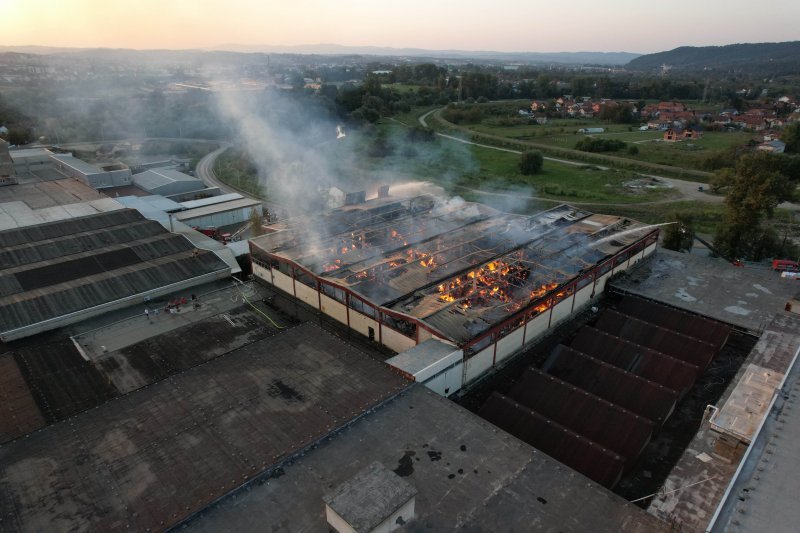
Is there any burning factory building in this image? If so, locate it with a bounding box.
[249,194,659,394]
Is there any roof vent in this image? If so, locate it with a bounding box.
[323,461,417,533]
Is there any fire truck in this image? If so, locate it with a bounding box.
[194,226,232,244]
[772,259,800,272]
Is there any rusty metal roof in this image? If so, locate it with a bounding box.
[543,345,679,425]
[508,368,654,462]
[480,392,626,488]
[615,295,732,350]
[594,309,717,371]
[570,326,700,394]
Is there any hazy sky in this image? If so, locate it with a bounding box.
[1,0,798,53]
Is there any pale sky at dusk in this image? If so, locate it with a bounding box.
[1,0,798,53]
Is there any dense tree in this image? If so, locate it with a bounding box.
[405,125,435,143]
[783,122,800,154]
[713,152,796,260]
[441,104,483,124]
[661,214,694,252]
[574,138,627,153]
[460,72,498,100]
[518,150,544,175]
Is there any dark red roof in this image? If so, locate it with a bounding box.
[594,309,717,371]
[480,393,626,488]
[570,326,699,394]
[508,368,654,462]
[615,296,731,350]
[543,345,678,425]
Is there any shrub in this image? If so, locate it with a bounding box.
[519,150,544,175]
[574,138,627,153]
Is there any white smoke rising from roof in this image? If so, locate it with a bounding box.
[209,82,539,220]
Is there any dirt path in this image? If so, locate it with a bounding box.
[414,110,799,210]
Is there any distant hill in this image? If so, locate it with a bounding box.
[213,43,640,65]
[627,41,800,73]
[0,44,640,66]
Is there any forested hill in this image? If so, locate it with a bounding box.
[627,41,800,74]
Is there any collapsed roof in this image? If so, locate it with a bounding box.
[251,195,657,344]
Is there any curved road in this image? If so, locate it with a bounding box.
[194,143,288,218]
[193,143,239,195]
[417,108,800,210]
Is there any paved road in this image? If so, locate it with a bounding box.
[194,143,289,219]
[194,142,239,194]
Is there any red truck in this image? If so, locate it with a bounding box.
[772,259,800,272]
[194,226,232,244]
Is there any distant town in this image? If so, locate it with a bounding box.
[1,40,800,532]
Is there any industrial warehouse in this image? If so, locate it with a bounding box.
[1,176,799,532]
[249,195,658,393]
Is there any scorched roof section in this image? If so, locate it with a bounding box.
[251,196,656,345]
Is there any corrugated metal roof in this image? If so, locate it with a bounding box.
[0,219,163,269]
[570,326,700,394]
[8,147,52,160]
[117,194,184,213]
[180,193,243,210]
[0,208,142,247]
[50,153,103,175]
[175,197,262,221]
[616,295,732,350]
[480,392,626,488]
[508,367,654,462]
[543,345,678,425]
[0,209,230,337]
[594,309,717,371]
[132,168,201,191]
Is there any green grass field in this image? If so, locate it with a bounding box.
[469,121,753,170]
[347,117,681,206]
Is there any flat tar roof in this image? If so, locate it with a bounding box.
[0,322,409,531]
[649,312,800,531]
[187,385,669,532]
[612,249,795,332]
[710,322,800,532]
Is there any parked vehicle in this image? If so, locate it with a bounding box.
[772,259,800,272]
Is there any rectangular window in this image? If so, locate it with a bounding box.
[382,314,417,338]
[277,261,292,277]
[464,335,492,359]
[349,296,377,319]
[295,268,316,288]
[576,275,592,290]
[321,283,346,303]
[496,314,525,341]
